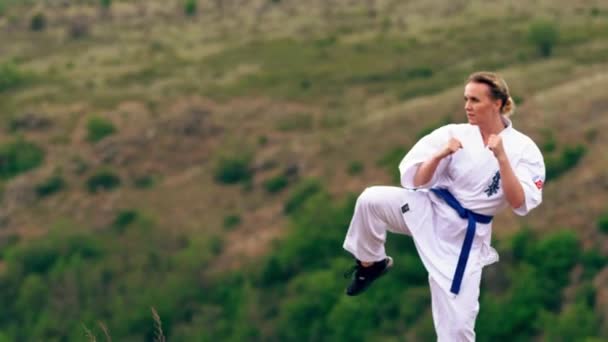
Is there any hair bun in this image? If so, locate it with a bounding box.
[502,96,515,116]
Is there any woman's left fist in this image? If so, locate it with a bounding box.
[487,134,505,159]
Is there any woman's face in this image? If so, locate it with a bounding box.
[463,82,502,126]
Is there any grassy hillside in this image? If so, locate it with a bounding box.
[0,0,607,340]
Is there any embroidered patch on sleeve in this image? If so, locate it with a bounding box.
[533,175,544,190]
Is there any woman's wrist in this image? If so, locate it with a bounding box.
[435,149,450,160]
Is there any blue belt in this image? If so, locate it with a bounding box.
[430,188,493,294]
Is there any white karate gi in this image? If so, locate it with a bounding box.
[343,116,545,341]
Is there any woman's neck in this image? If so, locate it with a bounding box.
[479,115,506,144]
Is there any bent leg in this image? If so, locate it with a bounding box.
[343,186,411,263]
[429,272,481,342]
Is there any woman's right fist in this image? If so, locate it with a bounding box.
[440,137,463,158]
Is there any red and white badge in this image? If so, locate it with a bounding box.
[533,175,544,190]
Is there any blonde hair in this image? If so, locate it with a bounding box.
[467,71,515,116]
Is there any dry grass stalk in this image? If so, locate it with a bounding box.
[98,321,112,342]
[82,324,97,342]
[151,307,166,342]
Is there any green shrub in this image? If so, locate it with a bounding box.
[314,36,337,48]
[545,144,586,181]
[283,178,322,214]
[133,175,157,189]
[541,130,557,153]
[264,175,288,193]
[184,0,197,16]
[86,116,116,142]
[100,0,111,8]
[581,248,607,279]
[598,212,608,233]
[276,270,342,341]
[562,145,586,169]
[509,226,535,262]
[16,274,47,315]
[223,214,241,230]
[0,62,26,92]
[376,146,407,168]
[528,19,559,57]
[347,161,364,175]
[478,229,583,340]
[35,175,66,197]
[7,233,104,276]
[16,244,61,274]
[0,139,44,180]
[87,170,121,193]
[542,302,600,342]
[532,230,580,308]
[112,209,138,233]
[213,153,252,184]
[30,12,46,31]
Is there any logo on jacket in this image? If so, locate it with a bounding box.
[533,175,544,190]
[484,171,501,197]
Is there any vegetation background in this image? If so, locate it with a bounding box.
[0,0,607,340]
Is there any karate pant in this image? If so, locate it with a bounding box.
[343,186,481,342]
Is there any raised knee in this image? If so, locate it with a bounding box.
[357,187,382,208]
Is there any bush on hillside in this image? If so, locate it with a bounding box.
[0,139,44,180]
[86,116,116,142]
[264,175,288,193]
[347,160,364,175]
[598,212,608,234]
[184,0,197,16]
[30,13,46,31]
[541,130,557,153]
[35,174,66,197]
[541,302,600,342]
[7,233,105,276]
[112,209,139,233]
[283,178,322,214]
[133,174,158,189]
[509,226,535,261]
[100,0,112,8]
[86,169,121,193]
[477,229,583,340]
[581,248,607,280]
[223,214,241,230]
[545,144,586,181]
[213,153,252,184]
[528,19,559,57]
[0,62,27,92]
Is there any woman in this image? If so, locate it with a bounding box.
[342,72,545,341]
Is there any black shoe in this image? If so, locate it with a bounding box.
[344,256,393,296]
